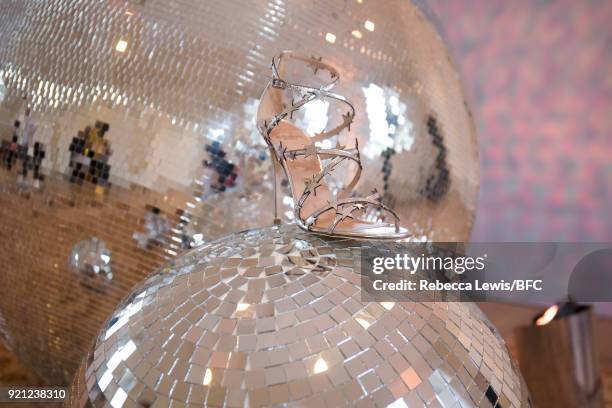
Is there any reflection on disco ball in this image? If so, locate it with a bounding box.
[132,207,171,249]
[0,0,478,383]
[67,226,529,408]
[0,75,5,104]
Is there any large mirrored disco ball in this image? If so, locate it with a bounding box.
[66,226,528,408]
[0,0,478,384]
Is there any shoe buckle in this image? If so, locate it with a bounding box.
[272,78,287,89]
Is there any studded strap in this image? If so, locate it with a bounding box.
[305,191,401,234]
[259,52,355,143]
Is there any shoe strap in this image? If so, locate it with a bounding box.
[304,193,401,234]
[291,140,363,220]
[271,51,339,92]
[294,154,356,218]
[275,139,360,167]
[261,87,354,143]
[260,53,355,144]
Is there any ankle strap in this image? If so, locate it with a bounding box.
[259,52,355,143]
[271,52,339,92]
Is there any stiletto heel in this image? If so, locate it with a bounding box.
[271,150,282,226]
[256,51,410,240]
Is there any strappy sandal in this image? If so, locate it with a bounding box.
[256,51,410,240]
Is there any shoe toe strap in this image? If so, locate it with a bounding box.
[305,197,401,234]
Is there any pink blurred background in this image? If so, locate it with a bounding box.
[428,0,611,242]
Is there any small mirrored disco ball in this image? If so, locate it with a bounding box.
[67,226,529,408]
[69,237,113,282]
[0,0,478,383]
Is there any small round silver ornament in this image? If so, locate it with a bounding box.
[70,237,113,282]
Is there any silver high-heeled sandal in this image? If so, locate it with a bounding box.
[257,51,410,240]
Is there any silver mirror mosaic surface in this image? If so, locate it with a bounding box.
[0,0,478,383]
[67,225,528,407]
